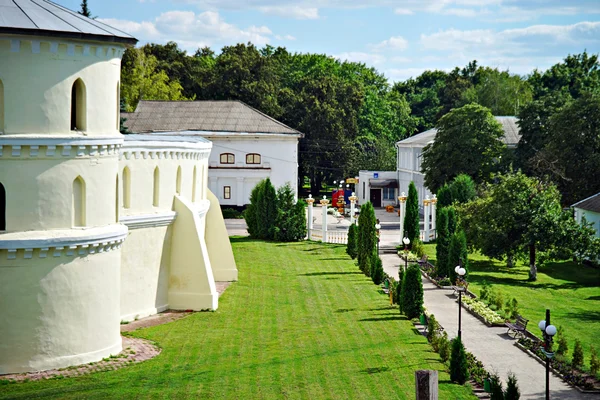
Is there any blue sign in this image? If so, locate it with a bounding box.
[374,172,379,178]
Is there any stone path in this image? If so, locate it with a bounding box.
[381,255,597,400]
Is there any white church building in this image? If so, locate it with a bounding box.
[0,1,237,374]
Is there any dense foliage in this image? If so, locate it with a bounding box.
[449,337,469,385]
[275,184,307,242]
[346,224,358,259]
[357,202,376,276]
[403,181,419,245]
[400,265,424,319]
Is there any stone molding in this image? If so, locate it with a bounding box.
[121,138,212,162]
[0,225,128,260]
[0,136,123,159]
[0,36,125,59]
[120,212,177,230]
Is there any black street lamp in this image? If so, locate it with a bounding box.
[454,261,467,339]
[538,310,557,400]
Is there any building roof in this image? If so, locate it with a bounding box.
[0,0,137,45]
[396,116,521,147]
[124,100,303,136]
[572,192,600,213]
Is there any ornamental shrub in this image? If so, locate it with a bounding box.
[400,265,424,319]
[489,372,504,400]
[346,224,358,259]
[590,346,600,375]
[505,372,521,400]
[426,314,440,344]
[370,255,384,285]
[436,184,452,209]
[447,206,457,236]
[449,337,469,384]
[438,332,450,363]
[275,183,307,241]
[412,239,425,259]
[436,207,450,277]
[555,326,568,356]
[448,229,469,283]
[357,202,376,276]
[449,174,476,204]
[256,178,277,239]
[244,180,265,238]
[403,181,420,246]
[572,339,584,369]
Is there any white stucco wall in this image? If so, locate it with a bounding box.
[574,208,600,238]
[396,144,431,207]
[357,170,398,207]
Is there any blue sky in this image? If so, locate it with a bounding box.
[61,0,600,82]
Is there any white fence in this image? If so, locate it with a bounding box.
[309,229,347,244]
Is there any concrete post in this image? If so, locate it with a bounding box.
[424,195,431,243]
[431,195,437,239]
[306,195,315,240]
[349,192,358,225]
[320,196,329,243]
[415,370,438,400]
[398,192,407,242]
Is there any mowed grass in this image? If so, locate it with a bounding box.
[423,243,600,368]
[1,239,475,400]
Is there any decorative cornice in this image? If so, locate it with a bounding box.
[120,149,209,161]
[0,136,123,159]
[0,225,128,260]
[120,212,177,229]
[121,137,212,162]
[0,36,126,58]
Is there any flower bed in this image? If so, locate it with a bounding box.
[517,337,600,392]
[461,296,505,326]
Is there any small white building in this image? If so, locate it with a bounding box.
[357,170,398,208]
[572,192,600,238]
[395,116,521,204]
[124,101,303,206]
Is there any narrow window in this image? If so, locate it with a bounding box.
[116,81,120,131]
[192,166,197,202]
[153,167,160,206]
[176,166,182,195]
[0,182,5,230]
[220,153,235,164]
[246,153,261,164]
[123,167,131,208]
[224,186,231,199]
[0,79,4,134]
[115,175,119,222]
[72,176,86,227]
[71,79,87,131]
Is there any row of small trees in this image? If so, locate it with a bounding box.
[347,202,385,285]
[245,179,307,241]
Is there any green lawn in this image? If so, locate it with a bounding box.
[1,239,475,399]
[423,243,600,370]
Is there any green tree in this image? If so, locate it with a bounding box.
[447,206,457,236]
[346,224,358,259]
[449,337,469,384]
[258,178,278,240]
[448,229,469,283]
[436,184,453,208]
[422,103,506,192]
[504,372,521,400]
[448,174,476,204]
[275,183,307,242]
[470,67,532,116]
[370,255,384,285]
[78,0,93,17]
[403,181,419,245]
[400,265,424,319]
[244,180,265,238]
[357,202,376,276]
[572,339,584,369]
[489,372,504,400]
[435,207,450,278]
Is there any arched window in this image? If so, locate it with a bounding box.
[0,79,4,134]
[246,153,261,164]
[115,175,119,222]
[220,153,235,164]
[192,166,197,202]
[122,167,131,208]
[116,81,120,131]
[0,182,5,231]
[71,78,87,131]
[153,167,160,206]
[176,166,182,195]
[72,176,86,227]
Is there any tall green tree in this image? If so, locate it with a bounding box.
[435,208,450,278]
[245,180,266,238]
[257,178,278,240]
[447,229,469,283]
[400,265,424,319]
[357,202,376,276]
[346,224,358,259]
[275,183,307,242]
[448,174,476,204]
[449,337,469,384]
[78,0,93,17]
[421,103,506,192]
[403,182,419,245]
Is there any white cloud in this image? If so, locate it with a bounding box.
[258,6,319,19]
[275,34,297,40]
[372,36,408,52]
[335,52,386,66]
[394,9,414,15]
[98,11,275,52]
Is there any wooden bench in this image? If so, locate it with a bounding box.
[506,315,529,338]
[452,278,469,296]
[417,255,429,267]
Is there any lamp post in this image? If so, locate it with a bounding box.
[349,192,358,225]
[402,237,410,273]
[423,195,431,243]
[375,220,381,254]
[306,194,315,240]
[454,261,466,339]
[320,195,329,243]
[431,194,437,239]
[398,192,407,243]
[539,310,557,400]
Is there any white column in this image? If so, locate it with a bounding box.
[431,195,437,239]
[398,192,407,241]
[349,192,358,225]
[236,177,244,207]
[320,196,329,243]
[424,196,430,243]
[306,195,315,240]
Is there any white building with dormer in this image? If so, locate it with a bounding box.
[0,1,236,374]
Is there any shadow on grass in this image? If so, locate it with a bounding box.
[586,296,600,301]
[319,257,350,261]
[360,366,390,374]
[299,271,363,276]
[564,310,600,322]
[359,316,404,322]
[335,308,357,313]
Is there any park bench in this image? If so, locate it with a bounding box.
[422,313,444,336]
[452,278,469,297]
[505,315,529,338]
[417,254,429,267]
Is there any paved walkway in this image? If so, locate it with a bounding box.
[381,255,597,400]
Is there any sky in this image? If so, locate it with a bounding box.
[60,0,600,82]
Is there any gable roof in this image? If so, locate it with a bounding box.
[572,192,600,213]
[0,0,137,45]
[123,100,302,136]
[396,116,520,147]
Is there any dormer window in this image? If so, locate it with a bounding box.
[71,79,87,131]
[246,153,261,164]
[220,153,235,164]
